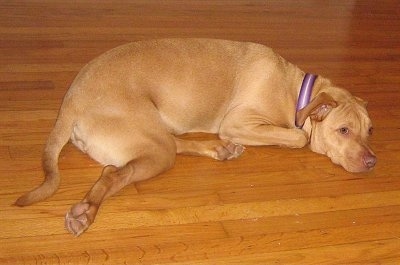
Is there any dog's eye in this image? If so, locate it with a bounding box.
[339,127,349,135]
[368,127,374,135]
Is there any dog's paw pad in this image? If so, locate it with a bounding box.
[65,202,94,237]
[216,142,245,160]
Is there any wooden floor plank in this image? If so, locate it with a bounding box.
[159,239,400,265]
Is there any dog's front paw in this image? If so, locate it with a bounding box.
[65,202,97,237]
[215,141,245,160]
[287,129,309,148]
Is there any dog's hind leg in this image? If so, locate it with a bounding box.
[174,137,244,160]
[64,111,176,236]
[65,144,175,236]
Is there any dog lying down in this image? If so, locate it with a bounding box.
[15,39,376,236]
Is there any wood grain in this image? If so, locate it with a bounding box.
[0,1,399,264]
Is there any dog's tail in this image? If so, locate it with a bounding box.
[15,108,75,206]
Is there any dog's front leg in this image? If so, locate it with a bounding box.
[219,111,309,148]
[174,137,245,160]
[221,124,308,148]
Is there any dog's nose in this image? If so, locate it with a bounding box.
[363,153,377,169]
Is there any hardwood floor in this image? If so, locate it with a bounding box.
[1,1,399,264]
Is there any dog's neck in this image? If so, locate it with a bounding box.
[299,75,333,147]
[295,73,318,129]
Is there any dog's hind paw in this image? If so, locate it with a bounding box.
[65,201,98,237]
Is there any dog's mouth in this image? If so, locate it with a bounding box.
[329,150,377,173]
[353,146,377,172]
[345,160,376,173]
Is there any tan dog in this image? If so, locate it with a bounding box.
[15,39,376,236]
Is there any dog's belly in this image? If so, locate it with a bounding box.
[70,122,132,167]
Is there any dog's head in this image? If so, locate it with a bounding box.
[297,88,376,173]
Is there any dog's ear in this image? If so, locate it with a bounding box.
[296,92,338,126]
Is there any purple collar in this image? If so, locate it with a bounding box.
[295,73,318,128]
